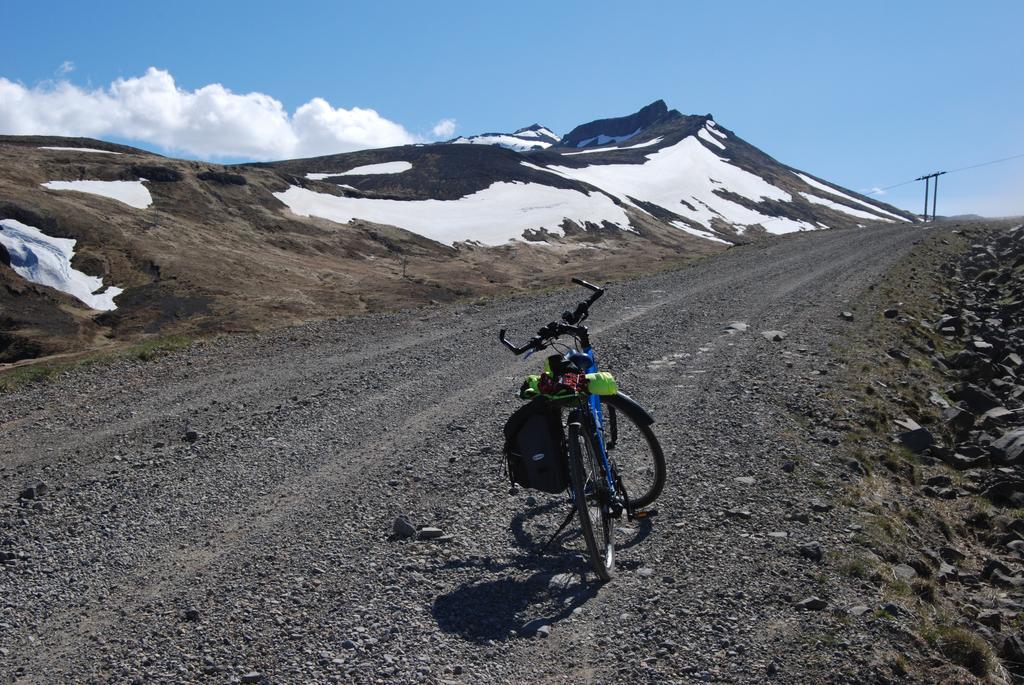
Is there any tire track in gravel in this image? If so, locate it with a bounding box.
[1,224,931,683]
[0,300,560,472]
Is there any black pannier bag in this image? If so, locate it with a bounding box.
[502,398,568,493]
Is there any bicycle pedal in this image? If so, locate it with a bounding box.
[633,508,658,519]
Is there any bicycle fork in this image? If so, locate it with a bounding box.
[585,402,650,522]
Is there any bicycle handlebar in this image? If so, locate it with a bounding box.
[571,277,602,292]
[498,328,533,354]
[499,278,605,356]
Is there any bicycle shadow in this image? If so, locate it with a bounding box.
[431,500,653,643]
[432,567,598,643]
[509,498,655,553]
[507,497,651,557]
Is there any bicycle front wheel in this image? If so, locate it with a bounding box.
[601,394,666,509]
[567,420,614,581]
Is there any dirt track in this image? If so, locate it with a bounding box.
[1,223,934,683]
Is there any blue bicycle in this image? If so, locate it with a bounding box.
[500,278,666,580]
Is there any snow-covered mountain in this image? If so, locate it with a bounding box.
[448,124,560,151]
[0,100,916,362]
[268,100,915,247]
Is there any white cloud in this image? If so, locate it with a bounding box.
[431,118,456,139]
[0,67,432,161]
[867,186,886,196]
[56,61,75,76]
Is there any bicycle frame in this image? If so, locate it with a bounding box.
[570,345,618,498]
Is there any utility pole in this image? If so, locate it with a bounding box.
[914,171,946,221]
[922,176,930,219]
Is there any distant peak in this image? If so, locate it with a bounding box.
[640,100,668,116]
[445,123,559,152]
[559,99,679,148]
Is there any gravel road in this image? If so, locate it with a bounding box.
[1,223,933,684]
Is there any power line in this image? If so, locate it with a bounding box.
[864,151,1024,196]
[703,150,1024,231]
[945,151,1024,174]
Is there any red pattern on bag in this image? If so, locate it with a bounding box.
[538,372,589,395]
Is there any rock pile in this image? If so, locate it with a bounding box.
[882,225,1024,678]
[908,227,1024,503]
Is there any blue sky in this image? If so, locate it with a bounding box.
[2,0,1022,216]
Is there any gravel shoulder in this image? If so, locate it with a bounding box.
[1,223,941,683]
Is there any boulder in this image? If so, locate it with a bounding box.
[936,563,958,583]
[982,407,1014,427]
[942,406,976,432]
[798,541,825,562]
[950,383,1000,413]
[794,596,827,611]
[892,564,917,580]
[392,516,416,539]
[992,429,1024,465]
[982,479,1024,508]
[899,427,933,453]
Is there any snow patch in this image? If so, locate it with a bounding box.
[520,161,559,175]
[560,137,664,156]
[39,146,122,154]
[452,134,553,151]
[274,182,629,247]
[575,128,641,148]
[549,137,818,235]
[0,218,122,310]
[41,180,152,209]
[306,161,413,179]
[799,192,896,223]
[706,122,727,139]
[698,127,726,150]
[795,172,908,222]
[670,221,732,245]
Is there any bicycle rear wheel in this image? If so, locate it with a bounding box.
[567,419,614,581]
[601,394,666,509]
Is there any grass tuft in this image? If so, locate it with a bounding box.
[922,625,995,677]
[127,335,193,361]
